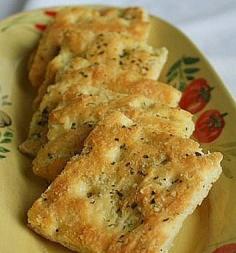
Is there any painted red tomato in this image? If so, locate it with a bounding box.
[179,78,213,114]
[193,110,227,143]
[44,10,57,17]
[212,243,236,253]
[35,23,47,31]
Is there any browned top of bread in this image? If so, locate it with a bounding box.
[65,79,181,109]
[49,94,193,140]
[32,93,194,180]
[19,85,123,157]
[28,111,222,253]
[20,28,170,157]
[33,31,168,107]
[20,72,177,158]
[29,7,150,88]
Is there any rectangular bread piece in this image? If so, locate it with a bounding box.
[32,93,194,180]
[34,31,168,107]
[28,111,223,253]
[29,7,150,88]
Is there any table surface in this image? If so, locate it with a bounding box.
[0,0,235,98]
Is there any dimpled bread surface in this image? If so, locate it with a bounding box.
[28,112,223,253]
[20,7,224,253]
[34,31,168,107]
[32,93,194,181]
[29,7,150,88]
[20,32,169,157]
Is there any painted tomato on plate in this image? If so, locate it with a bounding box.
[44,10,57,17]
[179,78,213,114]
[35,23,47,31]
[212,243,236,253]
[193,109,227,143]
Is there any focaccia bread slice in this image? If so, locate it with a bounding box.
[32,93,194,180]
[29,7,150,88]
[34,31,168,107]
[28,111,223,253]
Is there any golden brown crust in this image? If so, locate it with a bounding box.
[104,79,181,108]
[21,32,169,157]
[32,129,90,180]
[28,112,223,253]
[19,86,122,157]
[33,31,168,107]
[29,7,150,88]
[18,109,49,157]
[32,93,194,180]
[63,77,180,109]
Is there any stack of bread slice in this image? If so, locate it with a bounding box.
[20,7,223,253]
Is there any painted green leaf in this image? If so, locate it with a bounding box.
[167,59,181,76]
[4,131,13,137]
[184,68,200,74]
[0,138,11,143]
[166,55,201,91]
[0,111,11,127]
[179,81,186,91]
[186,76,194,80]
[0,154,6,159]
[0,146,10,153]
[167,71,178,83]
[183,57,200,65]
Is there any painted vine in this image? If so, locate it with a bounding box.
[0,87,13,159]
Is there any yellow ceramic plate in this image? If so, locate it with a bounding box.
[0,7,235,253]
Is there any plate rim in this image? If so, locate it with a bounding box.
[0,5,236,253]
